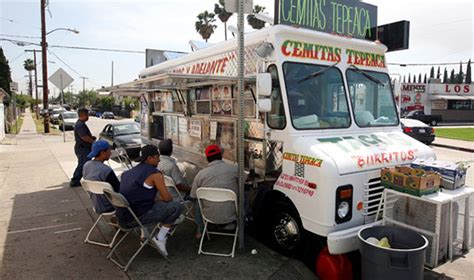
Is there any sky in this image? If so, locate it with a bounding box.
[0,0,473,96]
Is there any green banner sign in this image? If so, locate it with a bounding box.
[275,0,378,40]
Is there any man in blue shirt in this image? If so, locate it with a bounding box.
[117,145,184,257]
[83,140,120,213]
[71,108,96,187]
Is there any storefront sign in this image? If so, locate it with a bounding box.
[428,83,473,94]
[276,0,378,40]
[190,120,202,139]
[401,83,426,93]
[346,49,385,68]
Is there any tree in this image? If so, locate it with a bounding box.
[195,11,217,42]
[408,74,411,83]
[403,75,406,83]
[437,66,441,79]
[123,96,139,111]
[429,67,434,78]
[214,0,233,41]
[443,68,448,83]
[77,90,99,108]
[450,69,455,84]
[98,96,114,111]
[0,47,12,96]
[455,61,464,84]
[23,59,34,97]
[418,73,422,83]
[247,5,266,29]
[466,59,471,84]
[423,74,427,83]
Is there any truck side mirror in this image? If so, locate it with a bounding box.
[258,98,272,113]
[257,73,272,97]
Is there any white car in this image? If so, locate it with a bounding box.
[58,112,78,130]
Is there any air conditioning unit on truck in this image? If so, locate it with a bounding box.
[108,0,433,273]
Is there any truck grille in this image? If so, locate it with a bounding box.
[362,178,384,217]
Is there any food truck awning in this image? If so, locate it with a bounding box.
[429,95,469,100]
[101,73,256,96]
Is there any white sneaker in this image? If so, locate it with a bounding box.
[173,214,186,225]
[152,236,168,258]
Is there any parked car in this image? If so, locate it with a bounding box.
[101,111,115,119]
[400,118,435,145]
[406,110,442,126]
[88,109,97,117]
[58,112,79,131]
[99,122,143,159]
[50,108,66,124]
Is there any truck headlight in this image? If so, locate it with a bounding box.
[337,201,350,219]
[335,185,353,224]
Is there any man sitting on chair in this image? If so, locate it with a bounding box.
[158,139,191,200]
[83,140,120,214]
[190,144,241,238]
[117,144,184,257]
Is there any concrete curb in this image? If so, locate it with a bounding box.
[431,143,474,153]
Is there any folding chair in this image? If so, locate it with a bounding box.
[103,189,163,271]
[81,179,120,248]
[163,175,193,221]
[196,188,239,258]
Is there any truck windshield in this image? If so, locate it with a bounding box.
[283,62,350,129]
[346,69,399,127]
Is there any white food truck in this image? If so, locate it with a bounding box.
[109,5,434,271]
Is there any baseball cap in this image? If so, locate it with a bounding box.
[87,140,110,159]
[135,144,160,162]
[205,144,222,157]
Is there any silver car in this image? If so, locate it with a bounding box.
[58,112,79,130]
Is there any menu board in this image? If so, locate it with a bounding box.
[161,91,174,112]
[164,115,179,143]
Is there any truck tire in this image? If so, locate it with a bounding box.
[430,120,437,126]
[269,203,303,255]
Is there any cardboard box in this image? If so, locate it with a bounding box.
[381,166,441,196]
[411,159,467,190]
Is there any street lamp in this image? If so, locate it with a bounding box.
[41,0,79,133]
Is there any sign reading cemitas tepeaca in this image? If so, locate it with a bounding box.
[276,0,378,40]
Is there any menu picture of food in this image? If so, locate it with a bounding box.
[222,85,232,99]
[212,86,221,100]
[212,101,222,114]
[216,121,235,161]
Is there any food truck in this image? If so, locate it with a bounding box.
[108,0,434,272]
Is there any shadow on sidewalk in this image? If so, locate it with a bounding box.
[0,183,127,279]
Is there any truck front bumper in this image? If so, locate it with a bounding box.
[327,220,383,255]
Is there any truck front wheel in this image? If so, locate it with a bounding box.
[271,210,301,253]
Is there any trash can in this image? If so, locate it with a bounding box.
[358,225,428,280]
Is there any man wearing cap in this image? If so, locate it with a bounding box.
[82,140,120,214]
[190,144,240,238]
[158,139,191,199]
[70,108,96,187]
[117,144,184,257]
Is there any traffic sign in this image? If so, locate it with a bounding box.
[49,68,74,91]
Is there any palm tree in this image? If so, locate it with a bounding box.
[247,5,266,29]
[214,0,233,40]
[195,11,217,42]
[23,58,35,97]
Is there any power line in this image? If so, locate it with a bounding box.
[48,44,145,54]
[0,34,40,39]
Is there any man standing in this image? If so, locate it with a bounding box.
[83,140,120,214]
[117,145,184,257]
[70,108,96,187]
[158,139,191,198]
[190,144,240,237]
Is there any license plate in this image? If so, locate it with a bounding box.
[419,129,425,133]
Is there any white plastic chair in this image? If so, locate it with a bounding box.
[103,189,163,271]
[163,175,193,221]
[196,188,238,258]
[81,179,120,248]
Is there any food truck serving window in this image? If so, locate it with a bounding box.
[346,69,399,127]
[283,62,350,130]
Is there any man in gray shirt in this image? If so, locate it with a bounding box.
[158,139,191,199]
[191,144,240,238]
[83,140,120,213]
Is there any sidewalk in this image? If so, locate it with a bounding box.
[0,110,315,279]
[432,137,474,153]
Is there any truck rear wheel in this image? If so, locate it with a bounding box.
[430,119,437,126]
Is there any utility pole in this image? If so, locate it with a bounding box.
[80,76,87,93]
[25,49,41,119]
[40,0,50,133]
